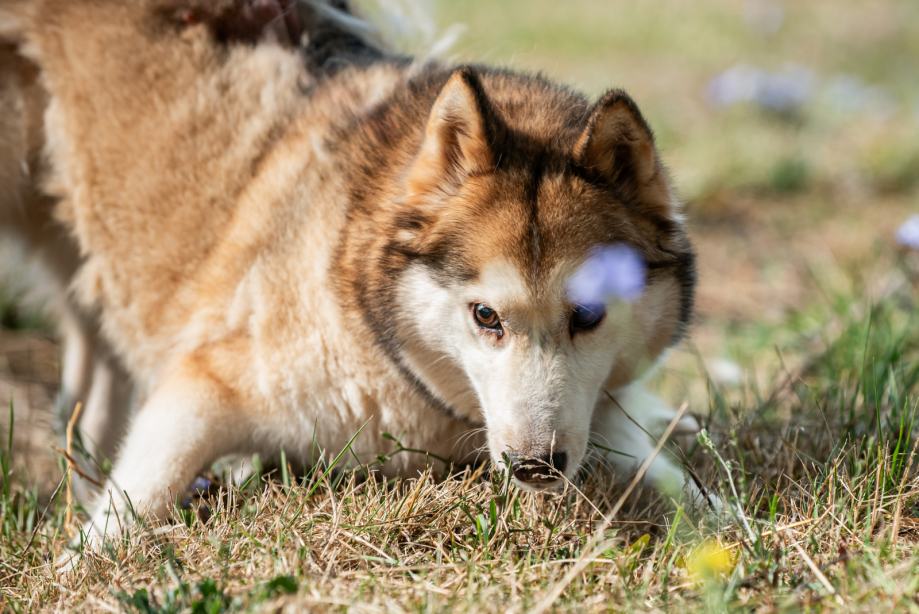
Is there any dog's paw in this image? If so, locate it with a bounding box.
[55,509,129,574]
[54,527,100,575]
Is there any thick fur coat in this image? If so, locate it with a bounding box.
[0,0,707,561]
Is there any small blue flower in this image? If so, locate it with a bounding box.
[757,67,813,112]
[708,64,813,114]
[190,476,213,493]
[567,244,646,305]
[708,64,760,108]
[896,214,919,251]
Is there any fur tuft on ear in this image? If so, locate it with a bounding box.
[407,67,494,197]
[574,90,675,219]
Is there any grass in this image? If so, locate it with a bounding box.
[2,0,919,611]
[0,266,917,611]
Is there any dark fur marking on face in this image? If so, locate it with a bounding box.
[567,162,677,235]
[336,204,483,425]
[340,231,482,426]
[524,151,547,285]
[674,250,697,341]
[646,248,696,342]
[393,210,430,231]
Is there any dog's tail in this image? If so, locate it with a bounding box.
[297,0,464,75]
[296,0,386,73]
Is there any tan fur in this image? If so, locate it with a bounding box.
[3,0,705,559]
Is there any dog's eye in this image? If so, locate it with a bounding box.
[472,303,502,333]
[570,304,606,335]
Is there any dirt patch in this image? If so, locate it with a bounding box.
[0,329,62,493]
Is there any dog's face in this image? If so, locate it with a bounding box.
[399,249,688,487]
[367,70,695,488]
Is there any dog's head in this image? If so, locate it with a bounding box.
[350,68,694,488]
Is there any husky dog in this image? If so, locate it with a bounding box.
[1,0,707,560]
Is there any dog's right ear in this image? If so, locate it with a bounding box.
[407,68,495,197]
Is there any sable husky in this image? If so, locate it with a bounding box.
[1,0,707,559]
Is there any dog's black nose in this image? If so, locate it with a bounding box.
[510,452,568,484]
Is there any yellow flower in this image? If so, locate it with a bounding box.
[684,539,736,582]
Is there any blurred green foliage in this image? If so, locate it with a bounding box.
[433,0,919,205]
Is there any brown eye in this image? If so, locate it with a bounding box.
[570,303,606,336]
[472,303,502,333]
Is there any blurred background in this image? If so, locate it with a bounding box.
[2,0,918,487]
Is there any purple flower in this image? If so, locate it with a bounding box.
[567,244,646,305]
[758,67,813,112]
[190,476,213,493]
[708,64,759,108]
[708,64,813,114]
[896,214,919,250]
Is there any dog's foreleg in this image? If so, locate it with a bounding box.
[28,224,134,501]
[68,350,134,502]
[77,352,133,462]
[61,362,248,566]
[592,382,714,508]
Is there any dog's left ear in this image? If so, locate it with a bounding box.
[574,90,674,218]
